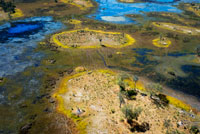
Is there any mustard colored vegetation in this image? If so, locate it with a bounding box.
[68,19,82,25]
[152,22,200,35]
[53,71,88,134]
[116,51,123,55]
[124,79,146,91]
[53,69,116,133]
[11,8,24,18]
[152,37,171,48]
[192,57,200,64]
[124,78,191,111]
[74,66,86,73]
[166,96,191,111]
[52,28,136,49]
[187,5,200,17]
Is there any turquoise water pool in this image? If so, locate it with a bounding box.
[88,0,200,24]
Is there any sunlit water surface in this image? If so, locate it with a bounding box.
[88,0,200,24]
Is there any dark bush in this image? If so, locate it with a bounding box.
[124,89,137,100]
[190,126,200,134]
[129,120,150,132]
[157,94,169,106]
[0,0,16,14]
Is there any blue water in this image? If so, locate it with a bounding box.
[0,16,65,77]
[132,48,157,67]
[133,48,154,56]
[88,0,200,24]
[8,24,41,34]
[167,52,195,57]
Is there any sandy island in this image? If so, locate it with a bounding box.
[52,28,135,49]
[153,22,200,35]
[53,68,197,134]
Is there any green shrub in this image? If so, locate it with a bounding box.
[148,83,163,93]
[118,92,125,108]
[122,105,142,120]
[163,119,171,128]
[117,76,126,91]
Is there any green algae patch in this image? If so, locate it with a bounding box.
[52,28,135,49]
[60,0,93,10]
[152,22,200,35]
[152,37,171,48]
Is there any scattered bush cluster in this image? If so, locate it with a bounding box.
[0,0,16,14]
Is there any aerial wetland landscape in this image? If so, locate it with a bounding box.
[0,0,200,134]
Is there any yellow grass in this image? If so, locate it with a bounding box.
[152,38,171,48]
[11,8,24,18]
[124,79,146,91]
[53,71,87,134]
[192,57,200,63]
[166,96,191,111]
[68,19,82,25]
[53,69,116,133]
[52,28,136,49]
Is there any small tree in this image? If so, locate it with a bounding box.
[117,75,127,92]
[118,92,125,108]
[132,75,138,90]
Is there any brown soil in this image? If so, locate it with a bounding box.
[56,30,128,47]
[60,70,193,134]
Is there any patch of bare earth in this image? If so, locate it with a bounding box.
[61,71,192,134]
[57,30,128,47]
